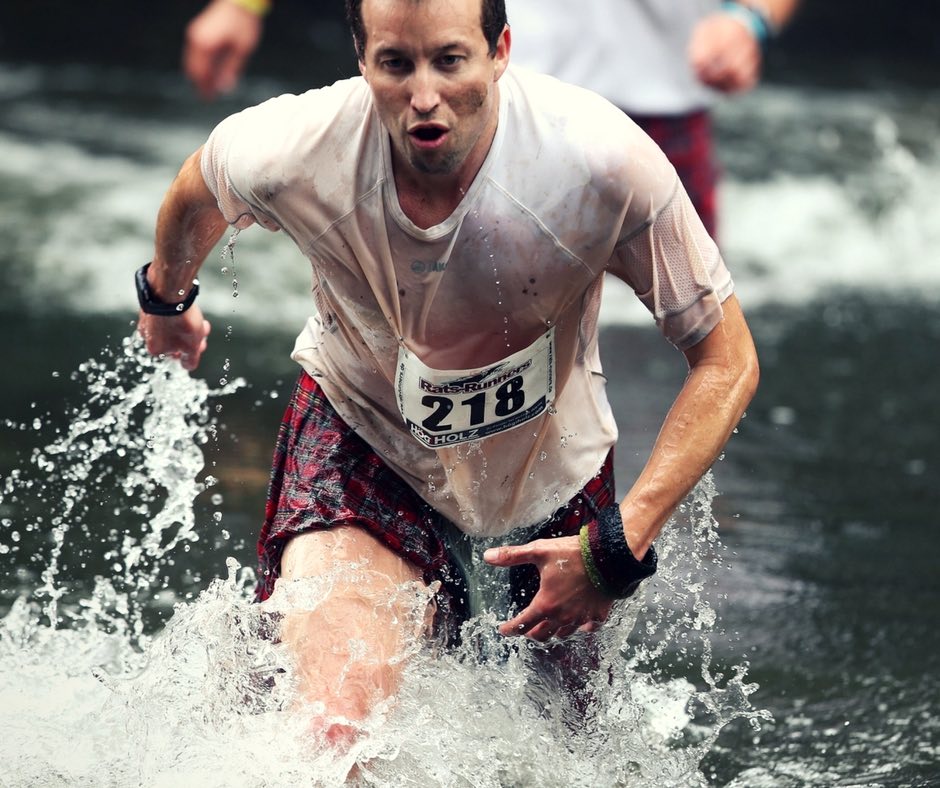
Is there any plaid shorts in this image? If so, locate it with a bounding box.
[633,109,719,241]
[256,372,616,644]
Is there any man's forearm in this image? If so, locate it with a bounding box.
[619,295,759,557]
[148,148,229,300]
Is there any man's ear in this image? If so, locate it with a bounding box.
[359,58,367,79]
[493,24,511,81]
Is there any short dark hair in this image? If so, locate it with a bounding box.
[345,0,507,62]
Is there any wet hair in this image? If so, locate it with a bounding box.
[345,0,507,62]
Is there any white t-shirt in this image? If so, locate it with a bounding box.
[508,0,721,114]
[201,66,732,537]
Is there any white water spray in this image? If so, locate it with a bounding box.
[0,336,766,787]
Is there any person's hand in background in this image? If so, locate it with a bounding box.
[183,0,266,100]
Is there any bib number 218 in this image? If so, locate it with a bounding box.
[421,375,525,432]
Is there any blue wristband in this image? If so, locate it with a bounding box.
[721,1,773,44]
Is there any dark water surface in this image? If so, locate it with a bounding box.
[3,295,938,785]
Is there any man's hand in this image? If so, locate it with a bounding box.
[137,306,211,371]
[484,535,614,642]
[184,0,264,100]
[688,12,763,94]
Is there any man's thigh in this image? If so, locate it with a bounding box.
[280,524,425,587]
[275,527,434,729]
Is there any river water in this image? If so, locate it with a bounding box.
[0,60,938,787]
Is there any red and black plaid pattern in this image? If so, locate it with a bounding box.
[633,109,719,241]
[256,372,616,643]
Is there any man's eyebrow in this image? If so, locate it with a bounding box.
[373,46,406,60]
[372,41,469,60]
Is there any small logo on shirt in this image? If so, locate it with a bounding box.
[410,259,448,274]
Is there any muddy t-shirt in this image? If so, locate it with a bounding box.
[200,66,733,537]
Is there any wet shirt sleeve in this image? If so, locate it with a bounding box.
[605,124,734,350]
[200,104,285,233]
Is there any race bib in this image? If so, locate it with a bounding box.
[396,328,556,449]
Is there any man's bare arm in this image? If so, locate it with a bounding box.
[137,148,229,370]
[486,295,759,640]
[618,294,759,557]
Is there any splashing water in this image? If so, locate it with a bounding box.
[220,228,241,300]
[1,333,244,637]
[0,336,766,786]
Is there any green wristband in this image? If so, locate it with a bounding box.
[580,524,613,595]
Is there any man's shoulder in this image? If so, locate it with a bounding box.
[493,67,679,238]
[204,76,381,216]
[210,76,375,174]
[233,76,372,136]
[502,65,642,168]
[505,66,628,129]
[500,66,659,185]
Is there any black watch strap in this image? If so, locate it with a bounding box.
[135,262,199,316]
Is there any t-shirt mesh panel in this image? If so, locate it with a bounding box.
[622,190,713,316]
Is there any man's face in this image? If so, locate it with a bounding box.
[358,0,510,179]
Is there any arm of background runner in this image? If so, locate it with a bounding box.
[183,0,267,100]
[485,295,758,642]
[689,0,802,93]
[137,147,229,370]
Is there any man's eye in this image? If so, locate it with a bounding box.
[438,55,462,68]
[382,58,406,71]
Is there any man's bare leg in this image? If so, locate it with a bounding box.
[275,526,432,746]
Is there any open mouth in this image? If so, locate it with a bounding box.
[409,125,447,143]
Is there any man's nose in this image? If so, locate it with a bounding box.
[410,67,441,115]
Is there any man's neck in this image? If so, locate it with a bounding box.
[393,90,500,230]
[393,167,472,230]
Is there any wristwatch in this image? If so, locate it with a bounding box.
[135,262,199,316]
